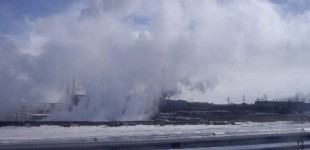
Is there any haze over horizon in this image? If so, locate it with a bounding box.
[1,0,310,121]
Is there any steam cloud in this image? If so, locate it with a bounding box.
[1,0,310,121]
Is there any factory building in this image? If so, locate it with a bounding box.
[159,99,310,114]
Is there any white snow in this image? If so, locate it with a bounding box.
[0,121,309,144]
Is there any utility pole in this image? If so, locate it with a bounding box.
[227,97,230,105]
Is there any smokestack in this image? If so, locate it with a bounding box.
[242,94,246,104]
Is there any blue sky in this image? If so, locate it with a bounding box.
[0,0,76,34]
[1,0,310,34]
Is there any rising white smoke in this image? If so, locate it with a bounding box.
[1,0,310,121]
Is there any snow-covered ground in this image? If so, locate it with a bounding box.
[0,122,310,150]
[0,121,310,149]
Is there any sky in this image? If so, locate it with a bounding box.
[1,0,310,121]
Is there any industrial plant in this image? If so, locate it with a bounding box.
[5,79,86,121]
[7,87,310,123]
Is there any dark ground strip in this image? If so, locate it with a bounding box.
[1,113,310,127]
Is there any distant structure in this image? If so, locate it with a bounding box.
[122,92,131,115]
[8,78,87,121]
[159,99,310,114]
[18,102,62,121]
[67,78,86,112]
[242,94,246,104]
[254,100,308,114]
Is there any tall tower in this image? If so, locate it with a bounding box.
[71,77,76,98]
[122,91,131,115]
[242,94,246,104]
[160,68,167,101]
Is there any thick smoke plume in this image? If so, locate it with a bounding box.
[1,0,310,120]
